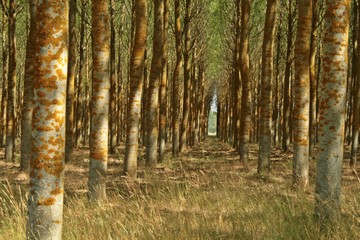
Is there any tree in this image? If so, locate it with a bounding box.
[65,0,77,162]
[293,0,312,188]
[239,0,252,162]
[282,0,294,152]
[27,1,68,239]
[315,0,349,227]
[172,0,182,158]
[180,0,191,152]
[146,0,164,168]
[88,0,110,202]
[350,0,360,168]
[124,0,147,179]
[109,0,117,154]
[258,0,278,174]
[5,0,16,162]
[309,0,318,158]
[159,0,169,162]
[20,0,36,171]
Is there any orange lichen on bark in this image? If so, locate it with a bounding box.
[51,188,63,195]
[37,197,56,206]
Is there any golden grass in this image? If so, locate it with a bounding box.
[0,138,359,239]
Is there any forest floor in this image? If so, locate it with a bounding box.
[0,137,360,239]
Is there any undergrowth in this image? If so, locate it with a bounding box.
[0,139,359,239]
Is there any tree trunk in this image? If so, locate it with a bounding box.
[309,0,318,158]
[27,2,68,239]
[146,0,164,168]
[109,0,117,154]
[88,0,110,202]
[159,0,169,162]
[180,0,191,152]
[315,0,349,228]
[75,0,86,149]
[172,0,182,158]
[0,11,9,147]
[258,0,277,174]
[123,0,147,179]
[293,0,312,188]
[5,0,16,162]
[282,0,293,152]
[20,0,36,171]
[350,1,359,168]
[65,0,77,162]
[239,0,252,162]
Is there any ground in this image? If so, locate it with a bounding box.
[0,137,359,239]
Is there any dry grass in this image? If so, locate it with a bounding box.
[0,138,359,239]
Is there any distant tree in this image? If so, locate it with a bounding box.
[180,0,191,152]
[172,0,182,158]
[258,0,278,174]
[20,0,36,171]
[159,0,169,162]
[239,0,252,162]
[109,0,117,154]
[146,0,164,168]
[88,0,110,202]
[27,1,68,239]
[65,0,77,162]
[315,0,349,228]
[5,0,16,162]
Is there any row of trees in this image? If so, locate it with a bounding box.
[216,0,353,230]
[0,0,356,238]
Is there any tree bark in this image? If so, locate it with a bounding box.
[65,0,77,162]
[239,0,252,162]
[5,0,16,162]
[180,0,191,152]
[88,0,110,202]
[146,0,164,168]
[282,0,293,152]
[20,0,36,171]
[350,1,359,168]
[172,0,182,158]
[315,0,349,228]
[109,0,117,154]
[27,2,68,239]
[123,0,147,179]
[258,0,277,174]
[293,0,312,188]
[159,0,169,162]
[309,0,318,158]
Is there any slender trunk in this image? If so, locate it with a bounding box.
[172,0,181,157]
[124,0,147,179]
[258,0,277,174]
[109,0,117,154]
[293,0,312,188]
[309,0,318,158]
[65,0,77,162]
[282,0,293,152]
[88,0,110,202]
[20,0,36,171]
[1,11,7,148]
[239,0,252,162]
[75,0,86,149]
[27,2,68,239]
[146,0,164,168]
[350,1,359,168]
[159,0,168,161]
[180,0,191,152]
[6,0,16,162]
